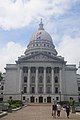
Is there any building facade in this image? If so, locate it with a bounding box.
[4,21,79,103]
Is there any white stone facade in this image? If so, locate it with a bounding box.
[3,21,79,103]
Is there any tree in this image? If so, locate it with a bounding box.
[0,72,3,81]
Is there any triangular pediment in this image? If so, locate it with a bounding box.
[17,52,65,63]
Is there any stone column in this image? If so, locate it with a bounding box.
[43,67,46,94]
[52,67,54,94]
[19,67,23,93]
[35,67,38,93]
[27,67,30,93]
[59,67,62,91]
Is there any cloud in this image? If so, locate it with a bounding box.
[57,35,80,68]
[0,41,25,72]
[0,0,78,30]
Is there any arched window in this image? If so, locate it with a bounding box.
[31,76,35,83]
[47,76,51,83]
[24,76,27,83]
[39,76,43,83]
[55,76,58,83]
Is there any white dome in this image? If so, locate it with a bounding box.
[25,20,57,56]
[30,29,52,42]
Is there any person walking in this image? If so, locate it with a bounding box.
[57,103,61,117]
[52,100,57,118]
[66,103,70,118]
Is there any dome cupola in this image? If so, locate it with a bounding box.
[25,20,57,56]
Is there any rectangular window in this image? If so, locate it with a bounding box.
[31,87,35,93]
[56,97,59,101]
[55,87,58,93]
[23,96,25,100]
[38,87,43,93]
[23,67,28,73]
[78,87,80,91]
[46,86,51,93]
[54,67,59,73]
[24,87,27,93]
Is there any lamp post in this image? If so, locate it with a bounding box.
[59,91,61,104]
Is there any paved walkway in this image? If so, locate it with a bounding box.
[0,105,80,120]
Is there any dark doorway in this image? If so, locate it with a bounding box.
[47,97,51,103]
[30,96,35,103]
[39,96,43,103]
[0,98,3,102]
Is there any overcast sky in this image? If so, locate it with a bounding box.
[0,0,80,73]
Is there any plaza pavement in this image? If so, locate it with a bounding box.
[0,104,80,120]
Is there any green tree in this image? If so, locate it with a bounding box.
[0,72,3,81]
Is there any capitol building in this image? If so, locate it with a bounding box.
[3,20,80,103]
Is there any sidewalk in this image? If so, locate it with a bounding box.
[0,105,80,120]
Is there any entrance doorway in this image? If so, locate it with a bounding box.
[30,96,35,103]
[39,96,43,103]
[47,97,51,103]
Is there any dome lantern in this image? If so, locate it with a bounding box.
[38,18,44,30]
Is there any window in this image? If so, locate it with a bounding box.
[31,76,35,83]
[23,96,25,100]
[39,76,43,83]
[55,76,58,83]
[23,67,28,73]
[78,87,80,91]
[54,67,59,73]
[46,67,51,73]
[31,67,36,73]
[46,86,51,93]
[55,87,58,93]
[24,87,27,93]
[1,86,4,90]
[38,87,43,93]
[31,87,35,93]
[47,76,51,83]
[56,97,59,101]
[24,76,27,83]
[38,67,44,73]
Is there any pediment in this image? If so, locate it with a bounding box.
[18,53,64,63]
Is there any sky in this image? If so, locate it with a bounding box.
[0,0,80,73]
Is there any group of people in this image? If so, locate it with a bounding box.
[52,100,70,118]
